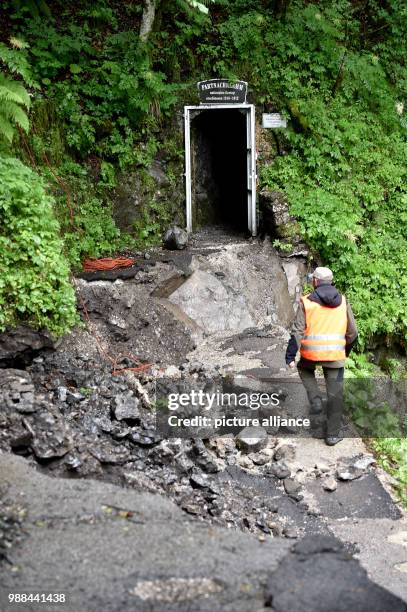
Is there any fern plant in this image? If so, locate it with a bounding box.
[11,0,52,19]
[0,41,36,143]
[0,74,30,142]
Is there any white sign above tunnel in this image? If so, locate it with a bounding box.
[184,104,257,236]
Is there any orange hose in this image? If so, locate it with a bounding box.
[83,257,135,271]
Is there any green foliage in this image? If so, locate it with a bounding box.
[1,0,406,351]
[379,357,407,381]
[46,161,124,269]
[0,41,36,143]
[272,238,293,252]
[345,353,378,378]
[0,157,77,335]
[0,40,36,86]
[61,195,122,269]
[0,74,30,141]
[373,438,407,507]
[346,386,402,438]
[244,1,407,346]
[17,14,180,165]
[11,0,52,19]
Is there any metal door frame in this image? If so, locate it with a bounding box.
[184,104,257,236]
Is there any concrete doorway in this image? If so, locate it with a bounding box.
[184,104,256,235]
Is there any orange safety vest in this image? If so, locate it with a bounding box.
[300,295,347,361]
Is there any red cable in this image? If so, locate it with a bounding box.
[83,257,135,271]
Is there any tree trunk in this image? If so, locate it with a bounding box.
[139,0,157,43]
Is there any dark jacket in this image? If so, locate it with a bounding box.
[285,283,358,368]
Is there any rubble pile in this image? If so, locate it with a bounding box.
[0,353,378,545]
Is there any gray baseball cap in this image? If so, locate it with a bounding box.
[312,266,333,281]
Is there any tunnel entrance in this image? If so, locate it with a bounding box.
[184,104,256,235]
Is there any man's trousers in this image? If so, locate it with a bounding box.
[297,360,344,437]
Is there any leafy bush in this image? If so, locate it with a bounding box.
[44,161,124,269]
[0,157,77,335]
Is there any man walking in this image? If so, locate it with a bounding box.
[285,267,358,445]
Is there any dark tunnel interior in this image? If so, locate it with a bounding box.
[191,109,247,231]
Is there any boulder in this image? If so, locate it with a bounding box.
[236,426,268,453]
[352,455,376,471]
[163,226,188,250]
[168,269,254,333]
[249,451,272,466]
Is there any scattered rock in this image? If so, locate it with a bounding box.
[130,577,222,603]
[336,466,364,482]
[283,526,299,539]
[192,439,223,473]
[236,426,268,453]
[111,394,140,422]
[268,461,291,479]
[314,462,331,474]
[90,443,130,465]
[274,444,296,463]
[9,425,33,450]
[353,455,376,471]
[323,477,338,492]
[57,386,68,402]
[249,451,271,466]
[128,430,159,447]
[163,226,189,250]
[208,436,236,458]
[66,389,85,404]
[269,521,284,537]
[237,455,254,469]
[64,454,82,470]
[0,369,36,414]
[189,472,210,490]
[264,500,279,513]
[256,518,272,534]
[164,365,181,378]
[283,477,302,497]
